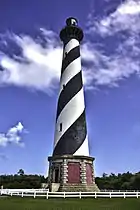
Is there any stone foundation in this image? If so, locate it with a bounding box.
[48,155,99,192]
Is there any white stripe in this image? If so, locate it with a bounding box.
[64,39,79,56]
[59,57,81,94]
[54,88,85,148]
[73,135,89,156]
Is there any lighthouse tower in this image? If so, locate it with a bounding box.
[48,17,99,192]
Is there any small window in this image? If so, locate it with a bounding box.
[59,123,62,132]
[71,19,77,26]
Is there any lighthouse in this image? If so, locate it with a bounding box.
[53,17,89,157]
[48,17,99,192]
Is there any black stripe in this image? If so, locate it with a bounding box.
[61,46,80,74]
[56,71,83,120]
[53,110,87,156]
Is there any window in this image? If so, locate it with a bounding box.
[59,123,62,132]
[71,19,77,26]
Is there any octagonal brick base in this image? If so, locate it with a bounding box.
[47,155,99,192]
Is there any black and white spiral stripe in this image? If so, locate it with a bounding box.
[53,38,89,156]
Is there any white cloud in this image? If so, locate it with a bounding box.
[88,0,140,36]
[0,32,62,94]
[0,122,25,147]
[83,0,140,86]
[81,41,140,87]
[118,0,140,15]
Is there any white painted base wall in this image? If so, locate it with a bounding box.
[51,183,60,192]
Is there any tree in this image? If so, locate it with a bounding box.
[17,169,24,176]
[0,170,140,190]
[130,174,140,190]
[102,173,108,178]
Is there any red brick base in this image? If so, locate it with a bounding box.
[48,155,99,192]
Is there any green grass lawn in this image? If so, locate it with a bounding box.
[0,197,140,210]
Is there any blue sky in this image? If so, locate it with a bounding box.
[0,0,140,177]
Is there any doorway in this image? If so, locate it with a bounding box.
[53,167,60,183]
[55,168,59,183]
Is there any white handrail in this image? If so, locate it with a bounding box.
[0,189,140,199]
